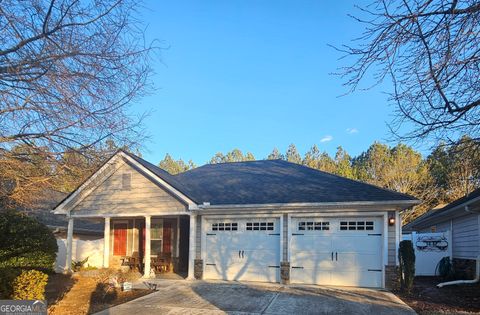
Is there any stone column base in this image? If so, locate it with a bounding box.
[385,265,399,290]
[194,259,203,279]
[280,261,290,284]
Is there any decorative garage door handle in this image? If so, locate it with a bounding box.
[336,252,338,261]
[242,250,244,258]
[331,252,333,261]
[239,250,241,258]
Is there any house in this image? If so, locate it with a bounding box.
[52,150,418,288]
[21,189,104,272]
[403,188,480,279]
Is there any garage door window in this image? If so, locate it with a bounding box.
[246,222,274,231]
[298,221,329,231]
[339,221,374,231]
[212,222,238,231]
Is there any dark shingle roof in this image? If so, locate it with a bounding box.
[169,159,417,205]
[404,187,480,230]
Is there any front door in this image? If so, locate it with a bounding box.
[113,223,127,256]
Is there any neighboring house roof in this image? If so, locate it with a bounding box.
[404,187,480,231]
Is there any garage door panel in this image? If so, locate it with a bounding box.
[204,217,280,282]
[291,267,332,285]
[333,236,381,253]
[290,216,384,288]
[291,252,334,270]
[291,235,331,251]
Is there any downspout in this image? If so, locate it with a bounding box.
[437,256,480,288]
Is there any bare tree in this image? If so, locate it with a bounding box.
[0,0,157,207]
[0,0,156,155]
[336,0,480,145]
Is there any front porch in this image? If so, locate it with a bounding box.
[65,214,194,279]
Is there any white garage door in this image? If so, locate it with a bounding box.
[290,216,383,288]
[204,217,281,282]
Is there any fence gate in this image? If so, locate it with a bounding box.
[402,232,452,276]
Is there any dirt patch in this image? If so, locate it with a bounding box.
[395,276,480,314]
[46,273,152,315]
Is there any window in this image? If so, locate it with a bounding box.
[122,173,131,190]
[246,222,274,231]
[340,221,374,231]
[212,222,238,231]
[151,220,163,255]
[298,221,329,231]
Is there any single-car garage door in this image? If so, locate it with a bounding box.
[204,217,280,282]
[290,216,383,288]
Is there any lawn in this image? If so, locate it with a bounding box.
[395,277,480,314]
[46,272,152,315]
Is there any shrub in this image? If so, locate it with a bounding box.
[71,256,89,272]
[12,270,48,300]
[399,240,415,293]
[0,210,57,271]
[437,256,454,279]
[0,267,22,299]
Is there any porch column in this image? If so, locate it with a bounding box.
[103,217,110,268]
[176,216,180,257]
[187,214,197,280]
[143,215,152,278]
[65,217,74,273]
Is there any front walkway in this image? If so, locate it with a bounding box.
[94,280,415,315]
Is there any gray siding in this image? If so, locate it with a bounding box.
[387,211,396,265]
[196,215,202,259]
[283,214,288,261]
[452,214,479,259]
[72,160,187,216]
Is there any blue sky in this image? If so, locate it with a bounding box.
[135,1,402,165]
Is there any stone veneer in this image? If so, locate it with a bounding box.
[385,265,399,290]
[453,258,477,279]
[280,261,290,284]
[194,259,203,279]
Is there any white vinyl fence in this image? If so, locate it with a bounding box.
[55,237,104,272]
[402,232,452,276]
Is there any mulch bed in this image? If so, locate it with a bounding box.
[46,273,153,315]
[395,276,480,314]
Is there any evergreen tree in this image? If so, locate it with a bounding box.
[285,144,302,164]
[158,154,195,175]
[267,148,284,160]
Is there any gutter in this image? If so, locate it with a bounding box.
[195,200,419,212]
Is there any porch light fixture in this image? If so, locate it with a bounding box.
[388,216,395,226]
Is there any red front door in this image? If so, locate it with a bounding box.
[113,223,127,256]
[163,221,172,254]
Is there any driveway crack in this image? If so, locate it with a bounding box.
[260,287,282,314]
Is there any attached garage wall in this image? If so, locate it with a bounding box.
[196,215,202,259]
[388,211,396,265]
[283,213,288,262]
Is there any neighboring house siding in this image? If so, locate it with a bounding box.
[71,160,187,216]
[452,214,479,259]
[388,211,396,265]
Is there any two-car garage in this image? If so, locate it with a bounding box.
[202,215,385,288]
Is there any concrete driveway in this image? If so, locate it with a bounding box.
[95,280,415,315]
